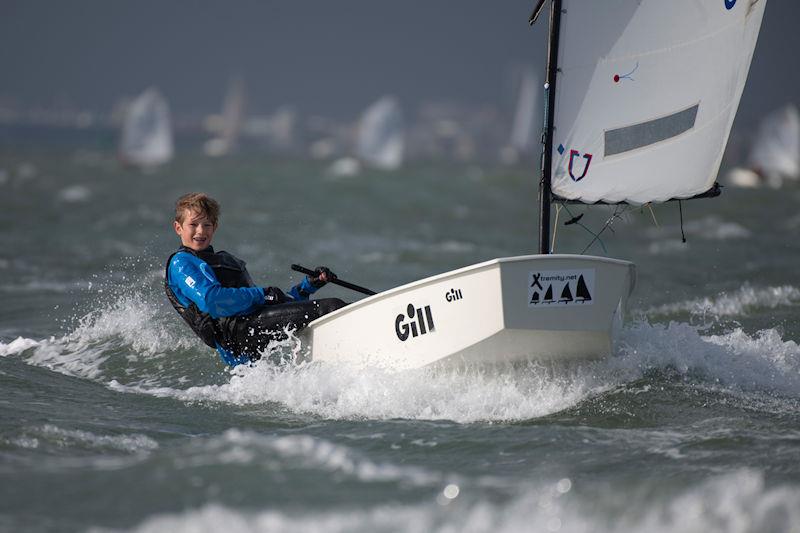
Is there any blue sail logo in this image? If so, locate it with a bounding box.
[724,0,736,9]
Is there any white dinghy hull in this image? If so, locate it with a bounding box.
[302,254,635,370]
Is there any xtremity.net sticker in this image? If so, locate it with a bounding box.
[528,269,595,307]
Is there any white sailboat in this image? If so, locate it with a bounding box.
[119,88,174,168]
[501,67,540,165]
[728,104,800,188]
[204,76,246,157]
[301,0,766,370]
[355,96,405,170]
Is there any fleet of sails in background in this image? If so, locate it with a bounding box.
[114,67,544,174]
[115,73,799,191]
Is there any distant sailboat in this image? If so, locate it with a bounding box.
[728,104,800,188]
[204,76,246,157]
[119,88,173,168]
[501,67,540,164]
[356,96,405,170]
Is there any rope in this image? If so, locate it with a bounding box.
[551,203,562,253]
[646,203,659,226]
[559,203,608,255]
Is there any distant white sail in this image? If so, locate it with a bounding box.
[510,68,539,152]
[748,104,800,184]
[204,76,246,157]
[119,88,173,167]
[550,0,766,204]
[356,96,404,170]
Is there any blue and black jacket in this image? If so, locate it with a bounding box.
[165,246,319,365]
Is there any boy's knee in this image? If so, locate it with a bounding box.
[315,298,347,315]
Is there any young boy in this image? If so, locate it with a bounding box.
[165,192,346,366]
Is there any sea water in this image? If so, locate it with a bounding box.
[1,138,800,532]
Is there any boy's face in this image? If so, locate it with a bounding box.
[174,209,216,252]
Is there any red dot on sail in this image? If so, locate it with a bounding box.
[613,74,620,83]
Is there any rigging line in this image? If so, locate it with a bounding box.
[551,203,562,253]
[678,200,687,243]
[561,203,608,255]
[646,203,659,226]
[579,204,632,255]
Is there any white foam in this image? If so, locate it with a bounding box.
[27,424,158,454]
[647,239,689,255]
[106,470,800,533]
[115,356,606,423]
[616,321,800,397]
[108,317,800,422]
[56,184,92,203]
[172,429,440,486]
[0,279,91,293]
[649,285,800,317]
[15,290,200,381]
[0,336,40,356]
[646,215,751,241]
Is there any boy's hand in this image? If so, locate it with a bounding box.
[263,286,287,304]
[310,266,337,289]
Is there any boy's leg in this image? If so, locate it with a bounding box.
[232,299,347,359]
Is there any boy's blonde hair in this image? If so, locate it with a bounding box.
[174,192,220,226]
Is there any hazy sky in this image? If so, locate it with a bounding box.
[0,1,796,123]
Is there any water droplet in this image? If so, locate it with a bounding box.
[443,483,460,499]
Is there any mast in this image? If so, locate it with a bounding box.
[536,0,562,255]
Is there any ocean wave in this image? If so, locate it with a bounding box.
[112,356,606,423]
[0,337,41,356]
[648,284,800,317]
[3,289,206,382]
[98,470,800,533]
[14,424,159,454]
[112,320,800,423]
[645,215,751,241]
[620,321,800,393]
[10,284,800,423]
[0,279,92,294]
[169,429,441,487]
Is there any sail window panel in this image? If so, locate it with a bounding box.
[604,104,699,157]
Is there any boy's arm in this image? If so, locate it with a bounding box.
[285,266,336,301]
[169,253,267,318]
[286,276,318,301]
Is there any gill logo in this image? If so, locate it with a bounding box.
[445,288,463,302]
[395,304,436,341]
[568,150,593,181]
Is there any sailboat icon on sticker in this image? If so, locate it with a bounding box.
[559,284,573,303]
[575,275,592,302]
[543,285,554,303]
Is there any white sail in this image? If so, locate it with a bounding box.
[204,76,246,157]
[748,104,800,184]
[510,68,540,152]
[551,0,766,204]
[356,96,404,170]
[119,88,173,167]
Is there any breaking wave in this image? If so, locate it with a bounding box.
[648,284,800,318]
[102,469,800,533]
[4,286,800,424]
